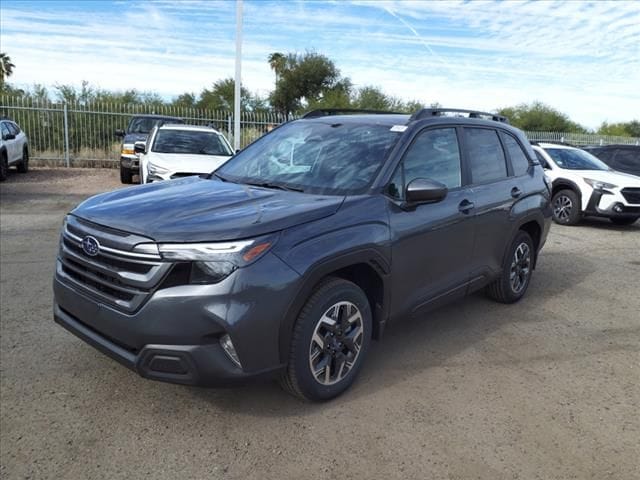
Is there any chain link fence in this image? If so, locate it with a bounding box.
[1,96,638,167]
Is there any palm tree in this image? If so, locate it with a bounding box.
[0,53,15,85]
[268,52,286,89]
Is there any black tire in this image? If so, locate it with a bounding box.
[17,147,29,173]
[280,277,372,401]
[0,154,8,181]
[551,189,581,225]
[120,165,133,184]
[486,230,535,304]
[610,216,639,226]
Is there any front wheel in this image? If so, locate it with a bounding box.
[552,189,581,225]
[610,216,639,226]
[280,278,372,401]
[486,230,535,304]
[0,155,8,181]
[17,148,29,173]
[120,165,133,184]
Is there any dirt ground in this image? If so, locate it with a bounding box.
[1,168,639,480]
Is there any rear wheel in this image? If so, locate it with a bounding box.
[280,278,372,401]
[486,230,534,304]
[0,154,8,181]
[610,216,639,226]
[120,165,133,184]
[17,147,29,173]
[552,189,581,225]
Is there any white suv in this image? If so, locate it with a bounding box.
[532,142,640,226]
[136,124,234,184]
[0,118,29,181]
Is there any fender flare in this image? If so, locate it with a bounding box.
[277,248,391,364]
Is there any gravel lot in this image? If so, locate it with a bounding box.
[1,168,639,479]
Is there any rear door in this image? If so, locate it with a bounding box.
[1,122,17,163]
[388,126,476,317]
[461,127,515,285]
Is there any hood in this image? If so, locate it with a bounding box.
[148,152,231,173]
[71,177,344,242]
[123,133,149,145]
[575,169,640,187]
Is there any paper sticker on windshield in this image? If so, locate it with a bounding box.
[390,125,407,132]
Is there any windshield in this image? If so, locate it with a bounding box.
[152,129,233,156]
[545,148,610,171]
[216,121,401,194]
[127,117,181,134]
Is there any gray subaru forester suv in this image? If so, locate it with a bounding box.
[54,108,552,401]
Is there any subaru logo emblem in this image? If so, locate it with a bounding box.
[82,236,100,257]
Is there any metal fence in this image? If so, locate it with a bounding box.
[0,96,292,167]
[1,96,638,167]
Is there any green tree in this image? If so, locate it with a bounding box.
[497,101,586,132]
[172,92,197,109]
[268,52,286,89]
[270,52,350,114]
[197,78,264,112]
[597,120,640,137]
[0,53,15,85]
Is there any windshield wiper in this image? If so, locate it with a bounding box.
[211,172,233,182]
[244,181,304,193]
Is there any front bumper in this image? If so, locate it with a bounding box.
[585,190,640,218]
[120,154,139,170]
[53,252,301,386]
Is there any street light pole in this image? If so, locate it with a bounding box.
[234,0,243,151]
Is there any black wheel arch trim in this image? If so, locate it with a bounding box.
[552,179,582,200]
[278,248,391,364]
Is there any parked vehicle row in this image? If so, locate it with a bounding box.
[53,108,553,401]
[115,114,184,184]
[0,117,29,181]
[135,124,234,184]
[532,142,640,226]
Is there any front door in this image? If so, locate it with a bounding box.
[387,126,475,318]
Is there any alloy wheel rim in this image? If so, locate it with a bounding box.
[308,301,364,386]
[553,195,572,221]
[510,242,531,294]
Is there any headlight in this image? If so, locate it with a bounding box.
[584,178,617,190]
[121,145,134,155]
[135,234,277,284]
[148,162,170,175]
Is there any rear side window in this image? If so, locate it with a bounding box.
[464,128,507,184]
[501,133,530,176]
[401,128,462,189]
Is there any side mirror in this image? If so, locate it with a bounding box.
[3,133,16,141]
[114,129,125,138]
[405,178,448,205]
[133,141,146,154]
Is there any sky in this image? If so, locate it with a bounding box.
[1,0,639,129]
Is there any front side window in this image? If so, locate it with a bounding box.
[464,128,507,184]
[8,122,20,135]
[501,133,530,176]
[0,123,10,139]
[217,121,402,195]
[545,148,609,171]
[152,129,233,156]
[401,128,462,190]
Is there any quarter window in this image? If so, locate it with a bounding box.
[399,127,462,191]
[464,128,507,184]
[501,133,530,176]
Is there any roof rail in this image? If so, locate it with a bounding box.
[529,139,579,148]
[302,108,404,119]
[410,108,509,124]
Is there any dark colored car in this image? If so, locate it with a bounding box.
[115,114,183,184]
[54,108,551,401]
[583,145,640,177]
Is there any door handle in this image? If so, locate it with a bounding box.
[511,187,522,198]
[458,199,474,214]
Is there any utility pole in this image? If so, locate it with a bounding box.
[234,0,243,151]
